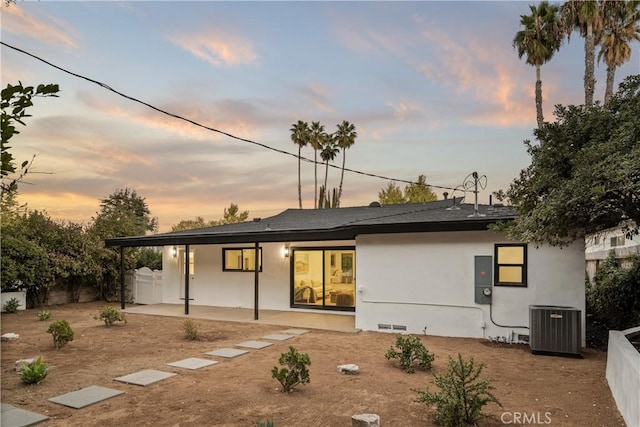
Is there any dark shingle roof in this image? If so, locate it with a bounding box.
[105,199,515,247]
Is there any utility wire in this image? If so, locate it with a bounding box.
[2,41,461,191]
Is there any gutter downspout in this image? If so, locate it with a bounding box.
[120,246,125,310]
[254,242,259,320]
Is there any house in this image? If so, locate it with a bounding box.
[585,222,640,284]
[106,199,586,344]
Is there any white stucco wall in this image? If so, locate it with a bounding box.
[161,240,354,311]
[354,231,586,343]
[606,328,640,427]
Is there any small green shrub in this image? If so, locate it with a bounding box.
[47,319,74,349]
[256,421,274,427]
[414,353,501,426]
[37,310,51,321]
[98,306,127,327]
[3,297,21,313]
[20,357,49,385]
[385,335,435,373]
[271,346,311,393]
[183,319,199,340]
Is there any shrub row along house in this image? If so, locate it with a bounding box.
[106,199,586,344]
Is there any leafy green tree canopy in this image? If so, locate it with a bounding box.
[378,175,438,205]
[499,74,640,246]
[90,188,157,239]
[171,203,249,232]
[1,82,59,200]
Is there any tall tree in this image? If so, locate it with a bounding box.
[90,188,157,239]
[562,0,604,107]
[513,2,563,128]
[290,120,310,208]
[308,121,326,209]
[320,132,339,197]
[1,82,59,201]
[171,203,249,231]
[333,120,358,207]
[498,75,640,246]
[404,174,438,203]
[378,182,405,205]
[377,175,438,204]
[598,0,640,103]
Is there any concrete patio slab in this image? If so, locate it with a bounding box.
[205,348,249,358]
[281,328,310,335]
[236,340,273,349]
[1,404,48,427]
[48,385,124,409]
[262,333,294,341]
[114,369,177,386]
[167,358,218,370]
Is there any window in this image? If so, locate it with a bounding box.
[610,236,625,247]
[222,247,262,272]
[494,243,527,286]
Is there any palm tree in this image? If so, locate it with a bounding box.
[308,121,326,209]
[599,0,640,103]
[320,133,339,199]
[513,1,563,129]
[562,0,604,107]
[333,120,357,207]
[290,120,310,208]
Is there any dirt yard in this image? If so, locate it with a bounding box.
[1,302,624,426]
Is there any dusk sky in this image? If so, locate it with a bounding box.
[2,1,638,232]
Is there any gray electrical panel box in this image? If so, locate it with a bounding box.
[474,256,492,304]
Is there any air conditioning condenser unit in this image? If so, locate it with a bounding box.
[529,305,582,357]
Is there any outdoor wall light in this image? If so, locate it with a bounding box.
[283,246,290,258]
[171,246,177,258]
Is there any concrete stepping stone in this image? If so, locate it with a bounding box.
[236,340,273,349]
[167,357,218,370]
[282,328,310,335]
[1,403,48,426]
[48,385,124,409]
[205,348,249,359]
[262,333,294,341]
[114,369,176,387]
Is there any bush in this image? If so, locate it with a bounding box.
[183,319,199,340]
[20,357,49,385]
[414,353,501,426]
[37,310,51,321]
[47,319,74,349]
[385,335,435,373]
[587,254,640,349]
[98,306,127,327]
[256,421,274,427]
[271,346,311,393]
[3,297,21,313]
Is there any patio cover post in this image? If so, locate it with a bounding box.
[120,246,125,310]
[254,242,259,320]
[184,244,190,315]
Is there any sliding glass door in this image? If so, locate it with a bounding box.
[291,247,355,311]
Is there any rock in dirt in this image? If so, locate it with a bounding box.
[337,363,360,374]
[352,413,380,427]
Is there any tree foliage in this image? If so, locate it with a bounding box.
[1,82,59,201]
[499,75,640,246]
[90,188,157,239]
[378,175,438,205]
[171,203,249,232]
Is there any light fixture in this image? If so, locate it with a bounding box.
[283,245,290,258]
[171,246,177,258]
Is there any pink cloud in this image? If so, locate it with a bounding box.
[167,30,258,66]
[2,4,78,49]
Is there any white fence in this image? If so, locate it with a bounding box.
[606,327,640,427]
[132,267,162,305]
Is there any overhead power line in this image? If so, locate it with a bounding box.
[1,41,460,191]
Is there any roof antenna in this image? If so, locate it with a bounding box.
[465,171,487,217]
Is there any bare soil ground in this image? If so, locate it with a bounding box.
[1,302,624,426]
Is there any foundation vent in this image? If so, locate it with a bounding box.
[392,325,407,331]
[377,324,392,330]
